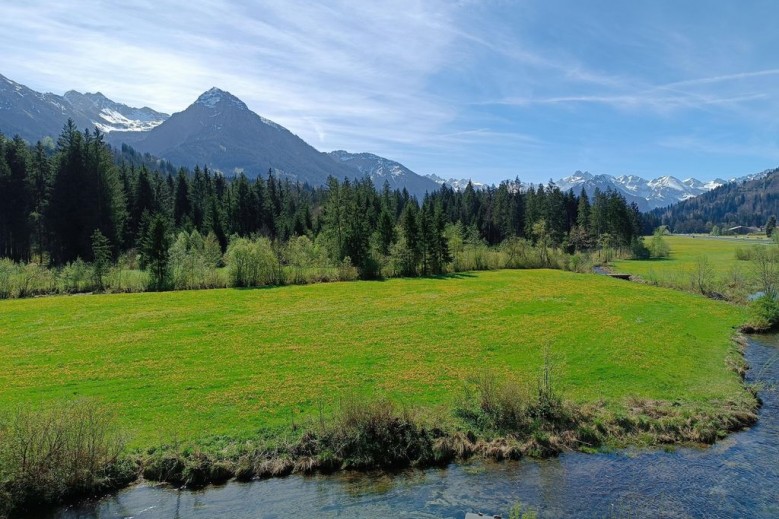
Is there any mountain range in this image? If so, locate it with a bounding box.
[0,72,767,210]
[554,171,728,211]
[0,74,437,198]
[0,74,167,142]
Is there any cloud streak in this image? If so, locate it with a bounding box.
[1,1,779,183]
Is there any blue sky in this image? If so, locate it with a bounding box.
[1,0,778,184]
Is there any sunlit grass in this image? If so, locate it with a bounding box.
[612,235,772,277]
[0,270,747,446]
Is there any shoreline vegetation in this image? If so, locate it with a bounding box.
[0,264,764,518]
[0,339,759,518]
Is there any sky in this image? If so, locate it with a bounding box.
[1,0,779,185]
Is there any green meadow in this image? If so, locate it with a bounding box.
[613,234,771,277]
[0,269,748,447]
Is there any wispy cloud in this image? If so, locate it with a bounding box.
[1,1,778,183]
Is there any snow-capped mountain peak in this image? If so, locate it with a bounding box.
[328,150,440,198]
[648,175,687,192]
[195,87,247,110]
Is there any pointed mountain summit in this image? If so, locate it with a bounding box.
[194,87,248,111]
[107,87,358,184]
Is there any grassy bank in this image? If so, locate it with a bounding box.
[0,269,757,515]
[613,235,771,278]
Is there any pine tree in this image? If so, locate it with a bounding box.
[401,202,421,275]
[767,216,776,237]
[173,169,192,228]
[140,212,171,291]
[91,228,112,290]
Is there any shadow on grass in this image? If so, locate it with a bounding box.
[624,257,672,262]
[226,271,479,290]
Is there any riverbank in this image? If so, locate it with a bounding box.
[49,333,779,519]
[0,270,756,516]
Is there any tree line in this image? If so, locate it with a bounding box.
[0,121,643,286]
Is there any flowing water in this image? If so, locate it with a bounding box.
[44,336,779,518]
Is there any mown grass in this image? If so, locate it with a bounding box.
[612,235,771,277]
[0,270,749,449]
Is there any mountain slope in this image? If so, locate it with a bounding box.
[63,90,167,133]
[329,150,439,198]
[108,88,358,184]
[0,74,167,141]
[651,167,779,232]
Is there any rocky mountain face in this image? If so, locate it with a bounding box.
[0,74,167,141]
[62,90,167,133]
[555,170,727,211]
[329,150,439,198]
[106,88,358,184]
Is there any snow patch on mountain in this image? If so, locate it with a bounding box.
[94,108,164,132]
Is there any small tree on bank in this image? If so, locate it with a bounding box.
[90,229,112,291]
[648,227,670,258]
[140,213,171,291]
[766,216,776,238]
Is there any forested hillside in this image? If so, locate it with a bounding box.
[648,168,779,233]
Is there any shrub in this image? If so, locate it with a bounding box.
[630,237,650,259]
[0,400,132,516]
[747,294,779,331]
[735,247,752,261]
[59,259,94,293]
[303,398,434,470]
[226,237,284,287]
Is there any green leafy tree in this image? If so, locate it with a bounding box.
[648,227,670,258]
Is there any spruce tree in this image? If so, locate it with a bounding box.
[140,212,171,291]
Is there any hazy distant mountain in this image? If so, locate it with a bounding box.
[555,170,727,211]
[425,173,486,191]
[329,150,439,198]
[0,73,167,142]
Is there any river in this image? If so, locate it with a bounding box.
[44,336,779,518]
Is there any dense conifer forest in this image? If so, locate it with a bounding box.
[0,122,643,291]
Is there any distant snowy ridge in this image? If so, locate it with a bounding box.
[555,171,729,211]
[62,90,167,133]
[328,150,440,199]
[425,173,486,191]
[0,73,169,139]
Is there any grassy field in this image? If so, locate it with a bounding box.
[612,235,772,278]
[0,270,748,447]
